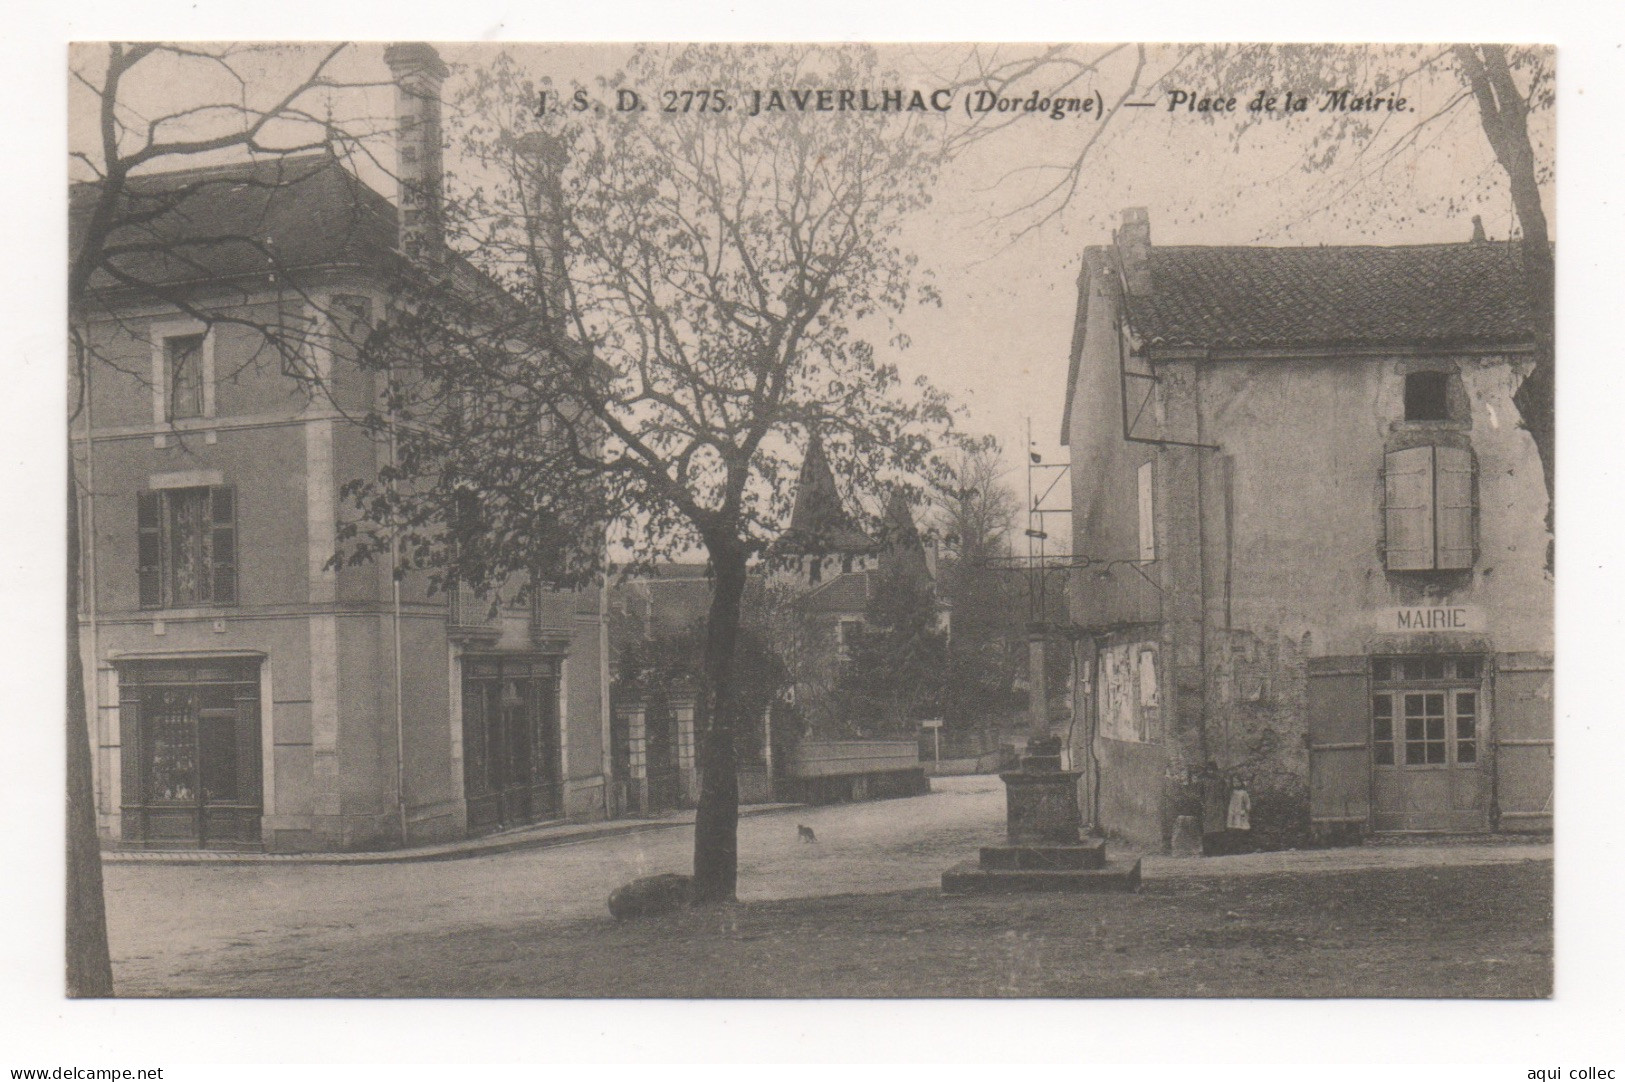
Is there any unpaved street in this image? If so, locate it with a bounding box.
[104,776,1552,997]
[106,776,1008,995]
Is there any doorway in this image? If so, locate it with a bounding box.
[117,658,262,848]
[462,655,562,832]
[1370,655,1488,832]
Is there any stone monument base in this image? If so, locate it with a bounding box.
[940,855,1142,894]
[941,763,1140,895]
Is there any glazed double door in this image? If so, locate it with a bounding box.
[1371,685,1488,832]
[463,656,562,832]
[118,660,262,848]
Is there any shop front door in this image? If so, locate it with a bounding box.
[118,659,262,849]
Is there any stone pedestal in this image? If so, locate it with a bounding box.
[942,764,1140,895]
[1004,770,1084,844]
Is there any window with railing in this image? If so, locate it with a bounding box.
[137,486,237,608]
[448,581,503,633]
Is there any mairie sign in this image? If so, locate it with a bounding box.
[1377,605,1485,633]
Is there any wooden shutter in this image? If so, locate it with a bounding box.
[1307,656,1370,825]
[1384,446,1435,571]
[1137,461,1156,562]
[210,486,237,605]
[137,491,163,608]
[1434,446,1475,570]
[234,680,261,804]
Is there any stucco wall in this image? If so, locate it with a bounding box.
[1064,260,1552,848]
[1066,257,1162,631]
[1189,353,1551,658]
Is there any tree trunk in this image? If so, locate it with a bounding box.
[67,451,114,996]
[1457,44,1555,566]
[690,543,748,903]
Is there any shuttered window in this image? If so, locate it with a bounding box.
[1383,446,1475,572]
[137,491,164,607]
[137,486,238,608]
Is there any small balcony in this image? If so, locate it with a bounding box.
[447,582,503,643]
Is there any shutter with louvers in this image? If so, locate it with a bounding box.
[1384,446,1435,571]
[137,491,163,608]
[1433,446,1476,570]
[1307,656,1370,825]
[211,486,237,605]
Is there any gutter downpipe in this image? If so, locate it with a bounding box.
[390,415,408,846]
[81,350,102,830]
[599,571,614,819]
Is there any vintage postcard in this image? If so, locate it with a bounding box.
[56,32,1568,1050]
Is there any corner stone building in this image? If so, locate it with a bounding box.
[71,46,610,852]
[1062,208,1553,850]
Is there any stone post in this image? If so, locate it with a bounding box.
[623,704,648,815]
[941,732,1140,893]
[672,696,697,805]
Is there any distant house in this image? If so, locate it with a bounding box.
[70,44,611,852]
[769,435,948,737]
[605,564,711,813]
[605,436,945,810]
[1061,208,1553,850]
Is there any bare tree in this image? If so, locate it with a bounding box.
[68,42,382,995]
[339,44,963,902]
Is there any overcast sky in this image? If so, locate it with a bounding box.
[70,42,1553,553]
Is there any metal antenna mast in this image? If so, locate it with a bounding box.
[986,419,1162,740]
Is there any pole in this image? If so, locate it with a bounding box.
[1026,417,1048,741]
[390,422,408,847]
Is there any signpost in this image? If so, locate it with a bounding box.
[921,718,943,763]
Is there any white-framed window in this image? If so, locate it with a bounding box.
[1383,445,1476,571]
[1371,655,1482,768]
[150,320,215,426]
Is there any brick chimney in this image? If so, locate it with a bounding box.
[383,42,449,263]
[1116,206,1152,296]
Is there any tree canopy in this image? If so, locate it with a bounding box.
[339,44,967,900]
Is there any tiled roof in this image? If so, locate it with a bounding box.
[799,571,871,614]
[71,152,399,292]
[1127,242,1539,351]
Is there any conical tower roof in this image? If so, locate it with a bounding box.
[878,487,931,586]
[782,433,875,555]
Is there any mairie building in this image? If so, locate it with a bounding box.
[1061,208,1553,849]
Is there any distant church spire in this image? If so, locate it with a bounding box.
[787,432,856,542]
[879,487,931,585]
